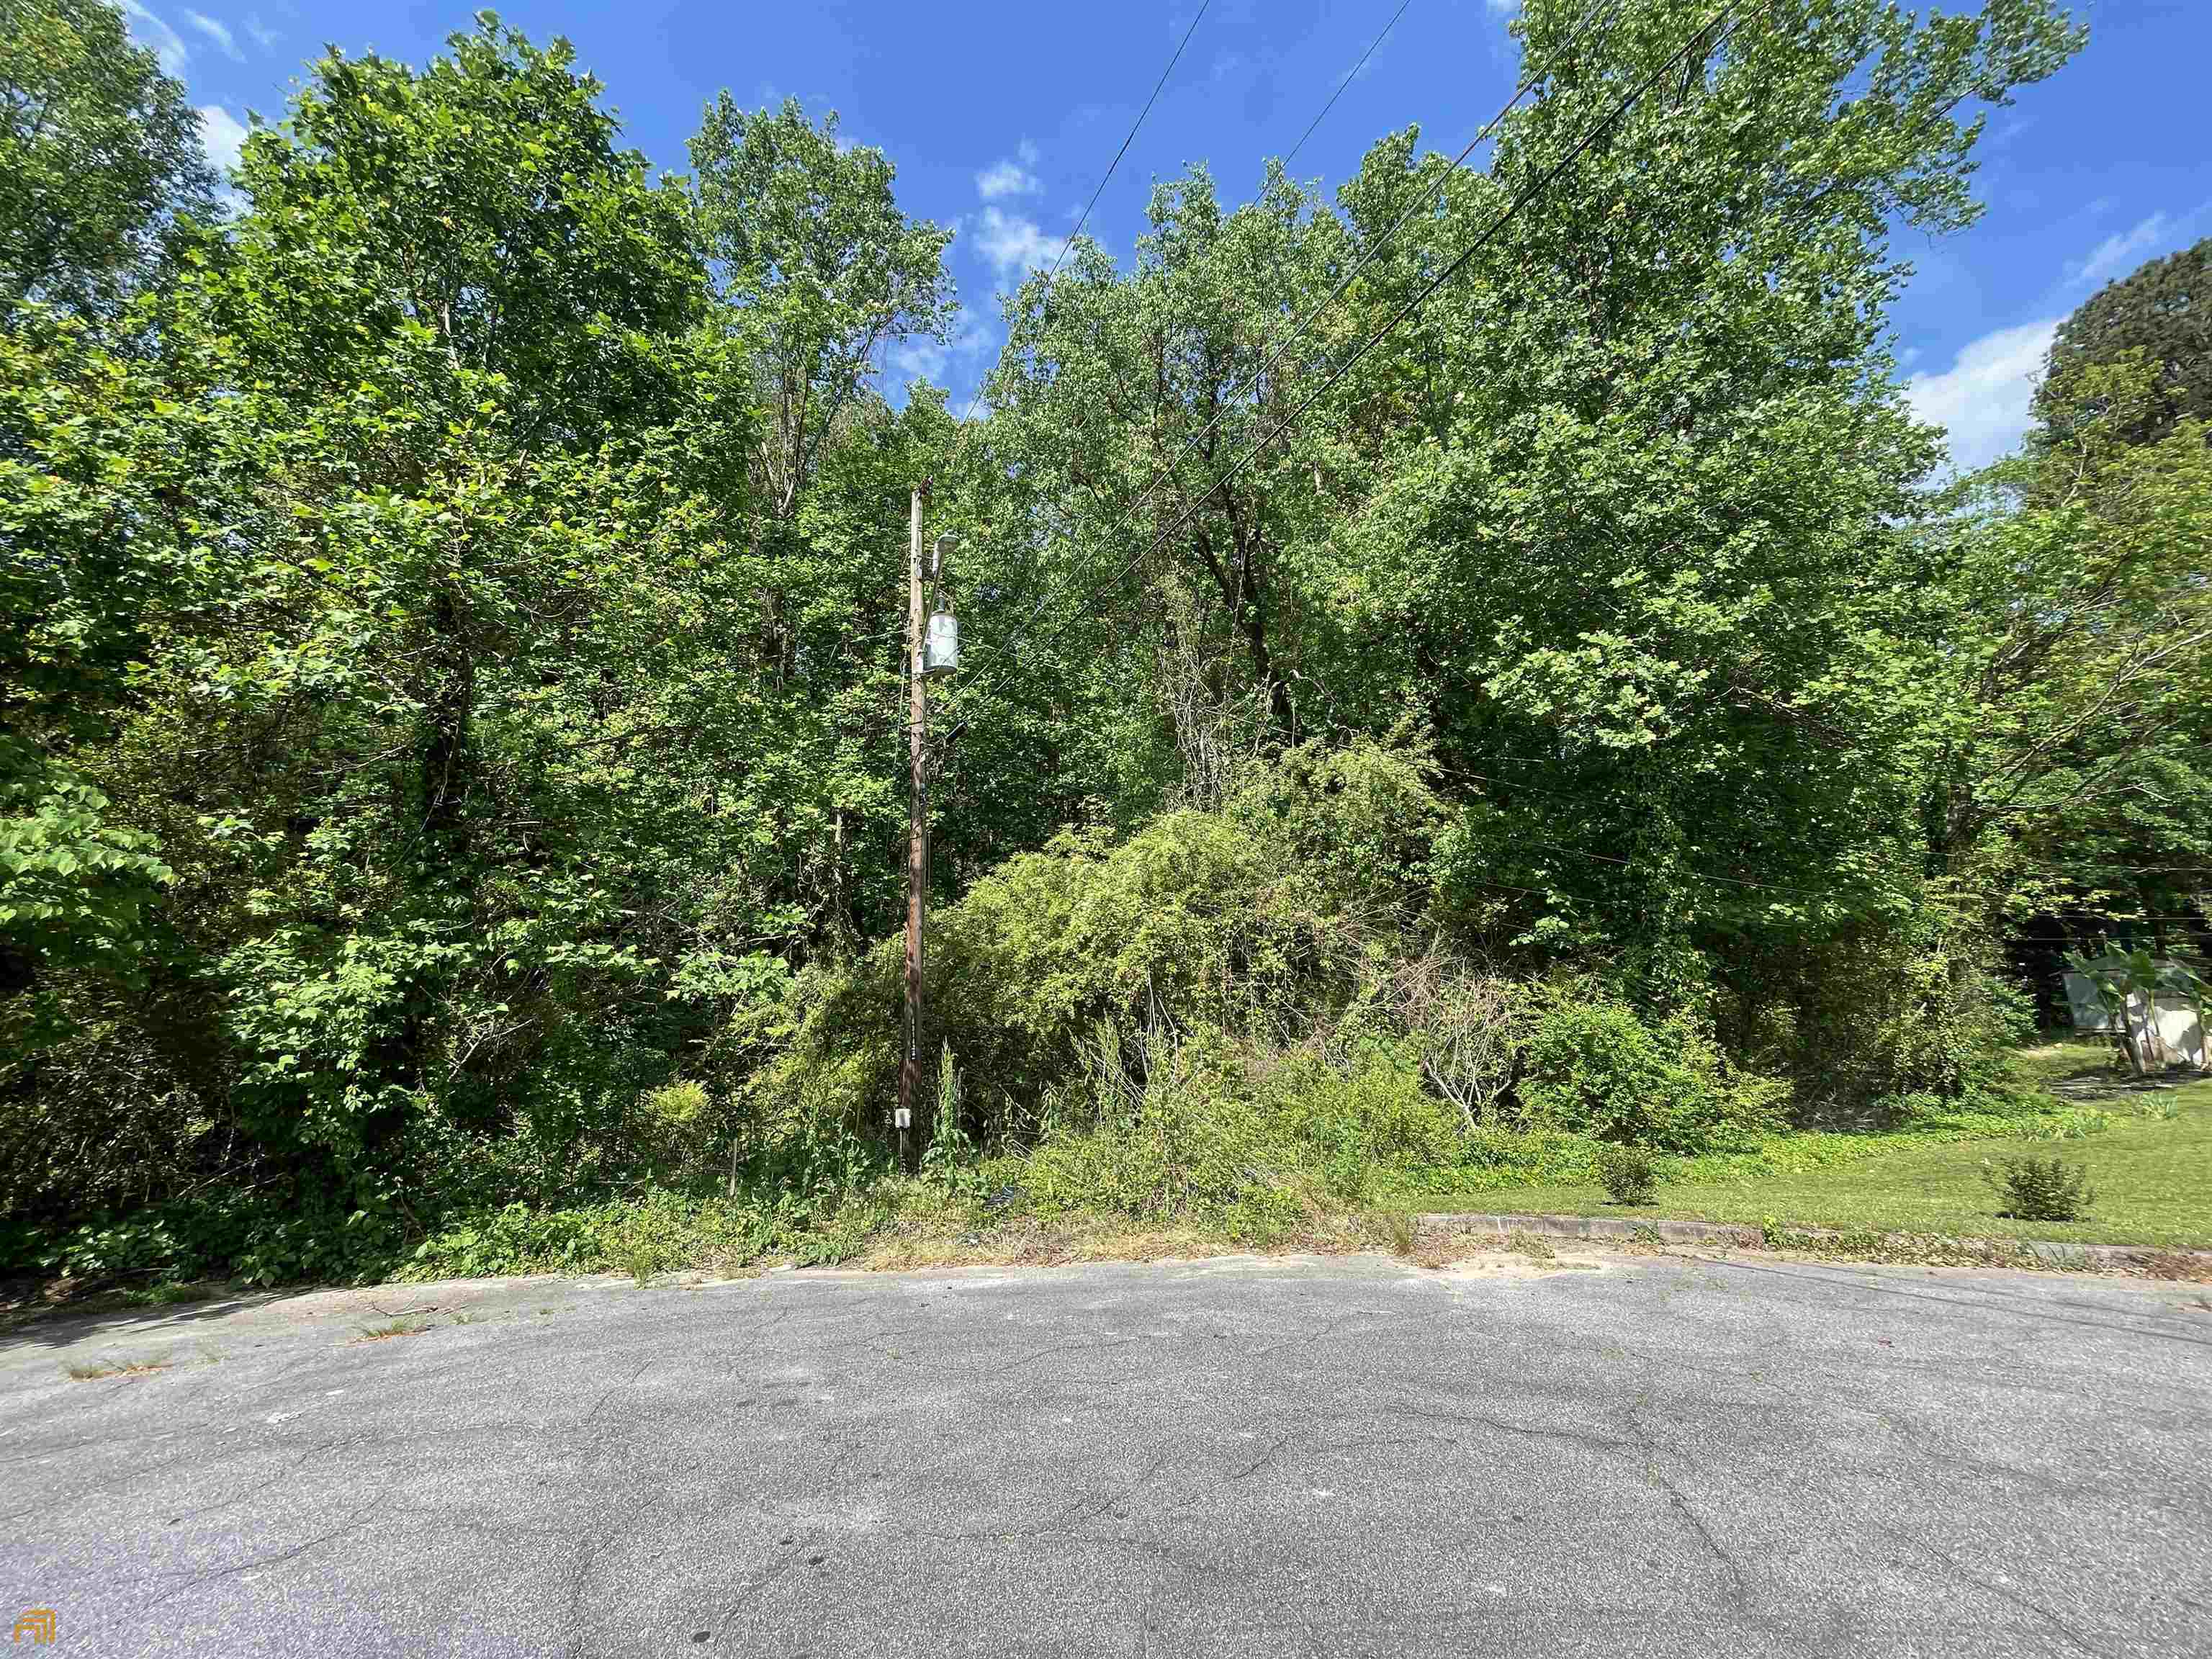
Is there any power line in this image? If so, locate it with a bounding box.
[945,0,1733,729]
[949,0,1215,431]
[1521,840,1845,902]
[1282,0,1416,172]
[1430,755,2208,906]
[950,0,1626,701]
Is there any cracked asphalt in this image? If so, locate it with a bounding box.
[3,1250,2210,1657]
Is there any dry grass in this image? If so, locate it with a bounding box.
[1372,1208,1419,1258]
[65,1357,171,1381]
[354,1318,431,1341]
[850,1210,1391,1273]
[1505,1229,1557,1261]
[2141,1251,2212,1282]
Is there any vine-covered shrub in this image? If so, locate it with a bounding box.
[1017,1025,1307,1233]
[745,786,1403,1156]
[1517,995,1789,1153]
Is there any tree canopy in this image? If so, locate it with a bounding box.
[9,0,2200,1285]
[2035,235,2210,447]
[0,0,215,320]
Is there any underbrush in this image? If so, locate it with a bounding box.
[12,1035,2117,1292]
[397,1070,2135,1278]
[6,744,2141,1291]
[400,1187,894,1281]
[1007,1030,1469,1241]
[3,1068,2150,1291]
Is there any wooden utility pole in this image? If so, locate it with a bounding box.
[898,480,930,1169]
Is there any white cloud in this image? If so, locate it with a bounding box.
[1905,316,2059,474]
[887,320,994,387]
[2067,211,2170,290]
[1485,0,1521,13]
[244,12,277,51]
[973,207,1059,279]
[121,1,189,73]
[186,9,243,61]
[197,104,248,174]
[976,140,1040,202]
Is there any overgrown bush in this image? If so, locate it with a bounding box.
[747,799,1389,1152]
[1723,913,2038,1125]
[1517,995,1788,1153]
[1985,1155,2093,1223]
[1012,1023,1476,1233]
[1235,738,1446,917]
[1596,1144,1663,1205]
[401,1186,886,1280]
[631,1080,716,1187]
[1263,1042,1470,1199]
[1018,1024,1314,1236]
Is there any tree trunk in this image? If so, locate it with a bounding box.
[421,584,475,855]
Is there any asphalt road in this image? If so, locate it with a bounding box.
[3,1249,2210,1658]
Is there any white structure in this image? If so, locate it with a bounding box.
[2062,963,2208,1071]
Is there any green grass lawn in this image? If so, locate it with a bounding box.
[1390,1047,2212,1250]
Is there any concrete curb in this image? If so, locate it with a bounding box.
[1414,1213,1762,1248]
[1410,1211,2212,1275]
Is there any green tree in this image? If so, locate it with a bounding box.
[2034,236,2210,449]
[1909,361,2212,946]
[0,0,215,320]
[690,97,953,525]
[0,305,192,1027]
[984,0,2082,1016]
[0,303,203,1222]
[988,165,1339,748]
[685,99,981,948]
[0,0,214,1037]
[3,17,737,1240]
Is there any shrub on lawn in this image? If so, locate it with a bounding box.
[1518,996,1788,1153]
[1984,1155,2094,1223]
[1596,1145,1663,1206]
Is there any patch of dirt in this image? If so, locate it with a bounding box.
[1420,1250,1608,1279]
[2043,1066,2198,1102]
[853,1215,1384,1273]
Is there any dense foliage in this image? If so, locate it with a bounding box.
[2034,236,2208,449]
[4,0,2200,1285]
[0,0,215,319]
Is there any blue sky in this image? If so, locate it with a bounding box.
[131,0,2209,475]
